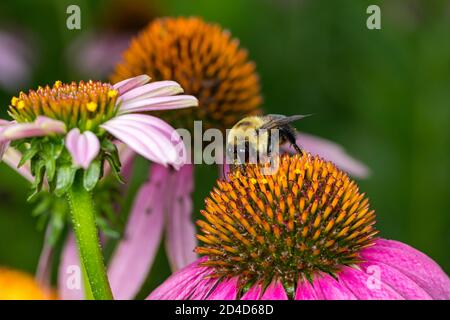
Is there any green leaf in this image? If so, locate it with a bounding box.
[83,160,101,191]
[55,166,77,196]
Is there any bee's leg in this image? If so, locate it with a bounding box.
[280,126,303,155]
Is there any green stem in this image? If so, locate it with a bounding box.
[66,172,113,300]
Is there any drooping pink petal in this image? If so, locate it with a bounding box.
[165,164,198,271]
[147,257,213,300]
[260,280,288,300]
[313,273,357,300]
[0,120,11,161]
[241,283,263,300]
[361,239,450,299]
[107,164,167,300]
[0,116,66,142]
[101,114,187,168]
[118,95,198,114]
[337,266,405,299]
[65,129,100,169]
[284,132,370,178]
[207,277,239,300]
[35,225,54,288]
[113,74,150,95]
[58,234,84,300]
[119,81,184,102]
[0,140,9,161]
[1,148,34,181]
[295,279,321,300]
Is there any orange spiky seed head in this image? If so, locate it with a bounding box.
[196,153,378,296]
[111,17,263,132]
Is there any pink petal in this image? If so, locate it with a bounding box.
[0,116,66,141]
[58,234,84,300]
[0,140,9,161]
[107,164,167,300]
[118,95,198,114]
[0,119,11,126]
[1,148,34,181]
[358,261,432,299]
[207,277,239,300]
[361,239,450,299]
[0,120,11,160]
[284,132,370,178]
[119,81,184,102]
[101,114,187,168]
[295,279,321,300]
[313,273,357,300]
[337,266,405,299]
[65,129,100,169]
[189,278,220,300]
[165,164,198,271]
[113,74,150,95]
[147,257,213,300]
[241,283,263,300]
[35,225,54,288]
[261,280,288,300]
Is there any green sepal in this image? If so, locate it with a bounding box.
[83,160,101,191]
[42,140,64,182]
[18,140,40,168]
[30,158,46,194]
[55,165,77,196]
[105,154,124,184]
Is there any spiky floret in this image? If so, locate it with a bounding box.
[9,80,119,132]
[111,17,262,132]
[196,153,378,296]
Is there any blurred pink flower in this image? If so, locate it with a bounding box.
[148,240,450,300]
[0,30,33,92]
[67,31,134,80]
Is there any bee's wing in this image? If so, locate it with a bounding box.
[259,114,312,130]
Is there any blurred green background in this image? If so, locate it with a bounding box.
[0,0,449,295]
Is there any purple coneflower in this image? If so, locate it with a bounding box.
[0,74,197,174]
[0,74,197,300]
[148,154,450,300]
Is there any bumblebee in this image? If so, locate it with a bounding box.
[226,114,309,167]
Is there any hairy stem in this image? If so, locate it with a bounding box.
[66,172,113,300]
